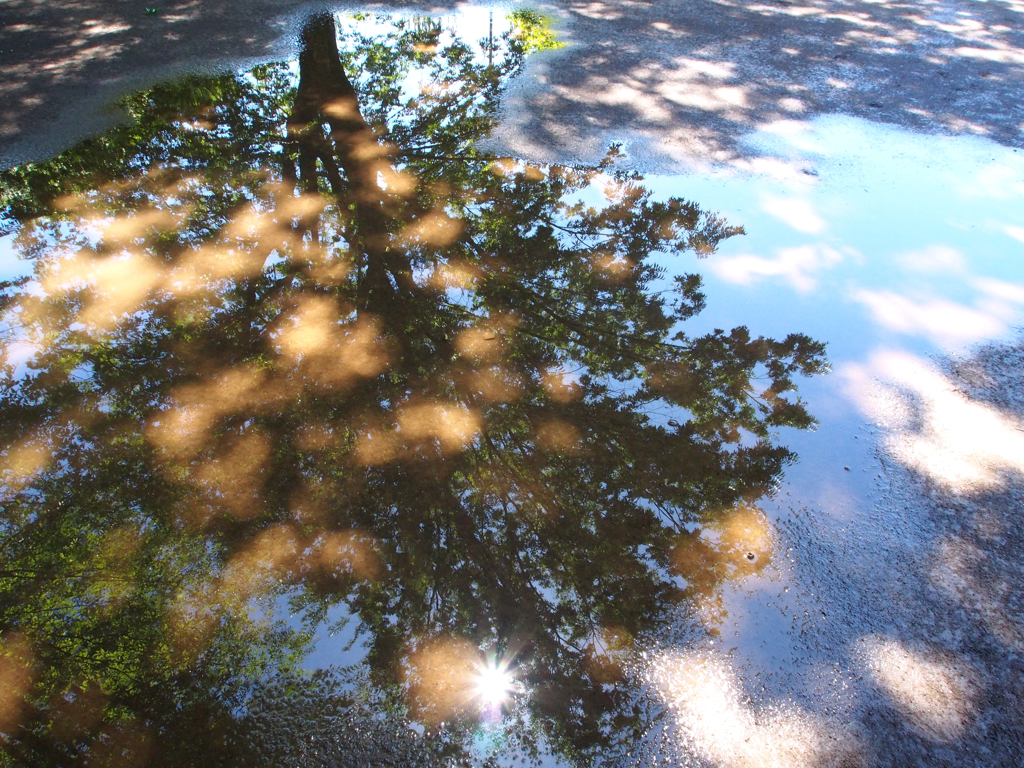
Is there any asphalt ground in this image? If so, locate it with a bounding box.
[3,0,1024,169]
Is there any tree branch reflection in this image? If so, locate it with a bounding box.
[0,12,827,766]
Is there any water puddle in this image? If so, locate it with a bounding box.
[1,7,1022,767]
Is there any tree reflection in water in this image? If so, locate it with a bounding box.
[0,11,827,767]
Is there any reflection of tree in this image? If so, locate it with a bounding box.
[0,12,827,766]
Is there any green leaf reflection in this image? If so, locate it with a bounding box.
[0,11,827,767]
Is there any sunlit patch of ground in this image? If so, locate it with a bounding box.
[649,651,861,768]
[834,334,1024,764]
[843,348,1024,490]
[636,335,1024,767]
[856,635,977,742]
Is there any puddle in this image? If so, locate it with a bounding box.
[1,6,1023,768]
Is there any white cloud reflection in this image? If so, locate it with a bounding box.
[761,196,826,234]
[896,244,966,274]
[710,243,846,291]
[850,289,1009,346]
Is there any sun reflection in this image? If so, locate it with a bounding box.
[475,659,514,707]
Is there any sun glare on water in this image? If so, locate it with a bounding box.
[475,660,514,706]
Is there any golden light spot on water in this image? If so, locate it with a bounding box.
[192,429,272,517]
[146,366,274,461]
[670,505,774,617]
[270,190,330,225]
[0,633,36,735]
[0,432,53,492]
[171,243,269,293]
[378,166,419,197]
[427,259,482,290]
[521,164,546,182]
[276,302,389,389]
[308,254,352,286]
[535,418,583,452]
[591,252,635,281]
[488,157,516,177]
[146,408,215,463]
[322,96,360,120]
[221,203,275,242]
[51,192,89,214]
[41,252,162,330]
[276,296,347,358]
[399,209,465,247]
[98,207,180,246]
[219,186,326,249]
[542,369,581,402]
[25,173,323,335]
[456,326,503,359]
[403,637,483,724]
[398,402,482,452]
[353,427,398,466]
[220,524,301,601]
[349,138,394,163]
[719,505,773,565]
[311,530,381,582]
[467,366,523,402]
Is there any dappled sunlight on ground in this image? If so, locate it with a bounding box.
[650,650,860,768]
[843,349,1024,490]
[491,0,1024,170]
[4,0,1024,170]
[857,634,976,742]
[928,533,1024,650]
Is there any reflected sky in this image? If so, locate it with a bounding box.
[1,6,1023,768]
[656,116,1024,356]
[632,114,1024,767]
[638,112,1024,509]
[0,10,829,767]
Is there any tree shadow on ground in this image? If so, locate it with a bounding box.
[4,0,1024,170]
[492,0,1024,169]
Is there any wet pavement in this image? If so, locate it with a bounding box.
[2,4,1024,767]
